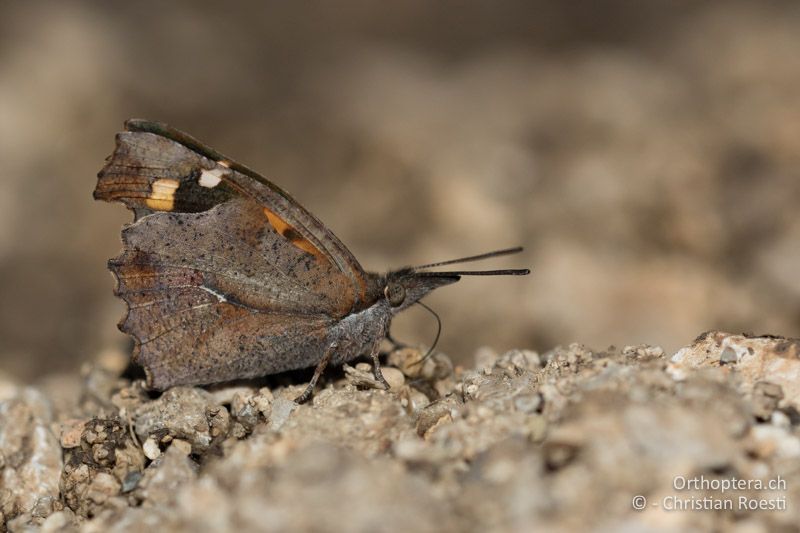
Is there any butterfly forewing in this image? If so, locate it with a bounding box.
[95,131,237,218]
[95,120,370,306]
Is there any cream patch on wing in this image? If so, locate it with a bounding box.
[145,178,180,210]
[198,160,232,188]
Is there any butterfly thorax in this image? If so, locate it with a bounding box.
[327,297,393,366]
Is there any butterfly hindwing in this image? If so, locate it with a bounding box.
[110,198,353,389]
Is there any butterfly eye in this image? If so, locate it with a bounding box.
[384,283,406,307]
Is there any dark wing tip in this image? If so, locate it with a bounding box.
[125,118,161,132]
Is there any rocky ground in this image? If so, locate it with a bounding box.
[1,331,799,532]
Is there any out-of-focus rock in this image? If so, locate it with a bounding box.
[131,443,197,507]
[0,388,62,526]
[416,396,462,438]
[39,508,78,532]
[670,331,800,410]
[4,331,800,530]
[59,419,86,449]
[282,388,416,457]
[751,381,784,421]
[79,363,128,417]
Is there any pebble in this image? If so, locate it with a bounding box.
[121,472,142,493]
[40,510,74,532]
[86,472,120,504]
[526,415,548,442]
[143,437,161,460]
[269,398,296,431]
[513,393,543,414]
[720,347,739,364]
[381,367,405,389]
[387,348,426,378]
[771,410,791,429]
[171,438,193,455]
[751,381,784,420]
[59,419,85,449]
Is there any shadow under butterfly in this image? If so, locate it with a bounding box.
[94,120,530,402]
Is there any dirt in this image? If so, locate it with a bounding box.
[1,331,798,532]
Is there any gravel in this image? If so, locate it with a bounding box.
[1,330,799,531]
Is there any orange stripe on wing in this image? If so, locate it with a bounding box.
[262,207,328,261]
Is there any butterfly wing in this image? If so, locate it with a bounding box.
[95,121,374,389]
[111,199,347,388]
[95,119,370,306]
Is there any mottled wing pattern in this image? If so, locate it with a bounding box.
[95,119,369,305]
[111,199,354,389]
[95,120,371,389]
[94,127,236,219]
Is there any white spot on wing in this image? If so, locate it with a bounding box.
[198,165,228,188]
[199,285,227,302]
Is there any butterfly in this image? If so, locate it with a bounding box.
[94,120,529,402]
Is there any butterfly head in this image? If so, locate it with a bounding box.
[379,247,530,314]
[381,270,460,313]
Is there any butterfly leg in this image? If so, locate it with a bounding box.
[294,342,338,404]
[370,341,391,391]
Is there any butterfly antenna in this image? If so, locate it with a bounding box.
[416,268,530,277]
[408,301,442,368]
[412,246,524,270]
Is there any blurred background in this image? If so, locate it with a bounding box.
[1,0,798,381]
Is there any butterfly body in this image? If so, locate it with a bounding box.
[95,120,527,401]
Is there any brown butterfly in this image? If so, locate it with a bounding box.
[94,120,529,402]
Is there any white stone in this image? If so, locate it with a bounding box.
[143,437,161,460]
